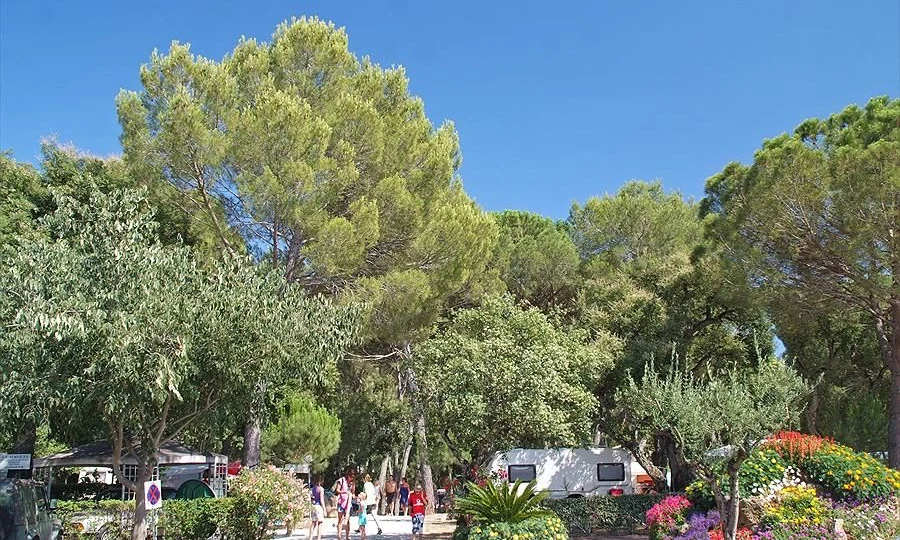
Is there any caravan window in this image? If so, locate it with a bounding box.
[596,463,625,482]
[507,465,536,483]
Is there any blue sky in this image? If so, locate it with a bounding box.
[1,1,898,219]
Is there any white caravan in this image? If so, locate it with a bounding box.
[487,448,650,498]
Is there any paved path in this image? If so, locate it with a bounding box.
[273,514,456,539]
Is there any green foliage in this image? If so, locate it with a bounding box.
[617,360,808,468]
[541,495,666,532]
[616,359,807,538]
[223,466,310,540]
[453,514,568,540]
[452,480,550,524]
[56,499,134,540]
[685,446,792,503]
[117,17,498,345]
[262,391,341,471]
[703,96,900,462]
[416,294,618,463]
[739,447,791,498]
[0,188,356,535]
[491,210,580,310]
[160,498,226,540]
[802,441,900,501]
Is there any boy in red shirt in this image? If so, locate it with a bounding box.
[407,482,428,539]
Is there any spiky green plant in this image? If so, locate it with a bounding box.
[453,480,551,524]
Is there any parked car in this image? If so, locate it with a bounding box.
[0,478,63,540]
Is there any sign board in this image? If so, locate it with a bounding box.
[144,480,163,510]
[0,454,31,471]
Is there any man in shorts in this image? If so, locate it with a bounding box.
[385,477,397,514]
[407,482,428,540]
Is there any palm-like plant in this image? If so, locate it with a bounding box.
[453,480,551,524]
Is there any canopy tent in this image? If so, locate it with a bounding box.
[33,440,226,468]
[32,440,228,498]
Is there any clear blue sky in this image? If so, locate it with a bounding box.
[1,1,898,219]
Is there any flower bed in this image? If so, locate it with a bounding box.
[672,432,900,540]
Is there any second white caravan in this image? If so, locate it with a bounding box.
[487,448,650,498]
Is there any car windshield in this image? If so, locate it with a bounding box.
[0,480,18,533]
[0,480,17,511]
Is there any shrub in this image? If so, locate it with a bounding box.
[761,486,827,527]
[453,514,568,540]
[453,480,550,524]
[160,498,226,540]
[223,465,310,540]
[56,499,134,539]
[802,441,900,501]
[646,495,692,540]
[542,494,665,532]
[739,448,792,499]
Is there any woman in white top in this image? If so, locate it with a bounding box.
[357,474,383,535]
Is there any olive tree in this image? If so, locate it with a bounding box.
[616,360,807,540]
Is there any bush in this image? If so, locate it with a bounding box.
[761,486,827,527]
[542,494,666,532]
[453,514,568,540]
[223,465,310,540]
[802,441,900,501]
[646,495,692,540]
[56,499,134,539]
[160,499,227,540]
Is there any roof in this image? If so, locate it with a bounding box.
[32,440,227,468]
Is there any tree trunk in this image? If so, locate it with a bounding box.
[399,439,413,481]
[888,298,900,469]
[724,465,741,540]
[406,361,436,513]
[130,466,152,540]
[378,455,390,514]
[663,434,692,491]
[806,387,820,436]
[626,436,668,492]
[243,417,262,469]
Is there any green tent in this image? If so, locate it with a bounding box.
[175,479,215,500]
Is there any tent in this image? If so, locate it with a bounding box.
[32,440,229,498]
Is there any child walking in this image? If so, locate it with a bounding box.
[408,482,428,540]
[357,491,369,540]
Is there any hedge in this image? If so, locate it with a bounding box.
[542,494,665,533]
[453,514,569,540]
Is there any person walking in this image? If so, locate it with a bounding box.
[385,477,398,515]
[335,465,356,540]
[308,474,326,540]
[356,474,383,535]
[356,491,369,540]
[408,482,428,540]
[398,477,411,516]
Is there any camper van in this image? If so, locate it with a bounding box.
[487,448,650,498]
